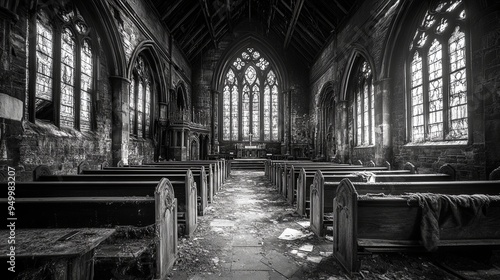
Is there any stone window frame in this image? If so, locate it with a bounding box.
[350,59,375,147]
[27,2,97,131]
[406,0,469,144]
[221,47,281,143]
[129,55,154,139]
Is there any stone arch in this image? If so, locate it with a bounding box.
[212,35,288,92]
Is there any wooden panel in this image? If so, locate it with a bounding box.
[310,171,324,236]
[333,178,358,275]
[155,178,178,278]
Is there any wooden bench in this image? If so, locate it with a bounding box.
[142,159,227,185]
[295,163,419,216]
[285,164,391,205]
[46,167,210,216]
[333,177,500,274]
[0,178,178,280]
[310,167,455,237]
[114,164,218,195]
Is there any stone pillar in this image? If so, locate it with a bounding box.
[109,76,130,166]
[374,78,392,165]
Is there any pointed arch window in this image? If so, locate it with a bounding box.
[28,4,95,131]
[221,48,280,142]
[408,0,468,142]
[352,60,374,146]
[130,56,153,138]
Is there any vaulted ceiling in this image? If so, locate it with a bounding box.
[151,0,358,64]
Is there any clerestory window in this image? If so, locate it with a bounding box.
[408,0,468,143]
[221,48,280,142]
[352,60,375,146]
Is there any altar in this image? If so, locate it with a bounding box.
[236,143,267,158]
[235,134,266,158]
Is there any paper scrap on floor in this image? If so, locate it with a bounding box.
[296,221,310,228]
[298,244,314,252]
[307,256,323,263]
[278,228,311,240]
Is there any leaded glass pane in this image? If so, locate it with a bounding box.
[448,27,467,140]
[233,58,244,70]
[129,79,136,133]
[271,85,279,140]
[256,57,269,70]
[356,91,362,145]
[137,82,143,138]
[264,85,271,141]
[145,81,151,137]
[427,40,444,140]
[35,17,54,118]
[223,86,231,140]
[363,84,369,145]
[60,28,75,127]
[449,27,466,72]
[231,85,239,140]
[370,84,375,144]
[245,66,257,84]
[80,40,92,131]
[242,87,250,140]
[252,85,260,140]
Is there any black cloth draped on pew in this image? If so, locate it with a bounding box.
[407,193,500,251]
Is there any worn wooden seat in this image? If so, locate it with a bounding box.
[42,168,210,215]
[309,168,455,237]
[333,178,500,275]
[0,178,178,280]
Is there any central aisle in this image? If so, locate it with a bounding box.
[168,170,455,280]
[170,170,332,280]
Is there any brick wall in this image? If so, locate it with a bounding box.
[0,0,191,180]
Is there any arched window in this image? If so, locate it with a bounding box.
[28,3,95,131]
[351,60,374,146]
[129,56,153,138]
[408,0,468,142]
[221,48,280,142]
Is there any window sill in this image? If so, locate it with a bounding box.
[404,140,468,147]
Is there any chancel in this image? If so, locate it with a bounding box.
[1,0,500,279]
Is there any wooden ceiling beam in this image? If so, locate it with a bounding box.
[266,0,277,34]
[187,31,209,56]
[333,0,348,14]
[199,0,218,49]
[161,1,184,21]
[283,0,305,49]
[179,24,205,48]
[171,3,200,33]
[305,1,335,29]
[226,0,234,35]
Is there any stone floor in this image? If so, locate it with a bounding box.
[168,170,490,280]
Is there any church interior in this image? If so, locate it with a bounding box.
[1,0,500,279]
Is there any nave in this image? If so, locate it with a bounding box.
[168,170,499,280]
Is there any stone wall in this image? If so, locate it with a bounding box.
[309,0,500,179]
[0,0,191,180]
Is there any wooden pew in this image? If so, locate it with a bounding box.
[142,159,226,186]
[295,163,418,216]
[122,163,218,194]
[285,163,391,204]
[87,165,214,204]
[309,167,455,237]
[333,178,500,274]
[0,178,178,280]
[30,168,198,237]
[44,168,209,216]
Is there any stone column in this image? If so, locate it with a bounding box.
[109,76,130,166]
[374,78,392,165]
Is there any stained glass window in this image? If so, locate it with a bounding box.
[408,0,467,142]
[80,40,93,131]
[221,47,280,142]
[353,61,374,146]
[30,5,95,131]
[130,56,153,138]
[60,28,75,127]
[35,12,54,121]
